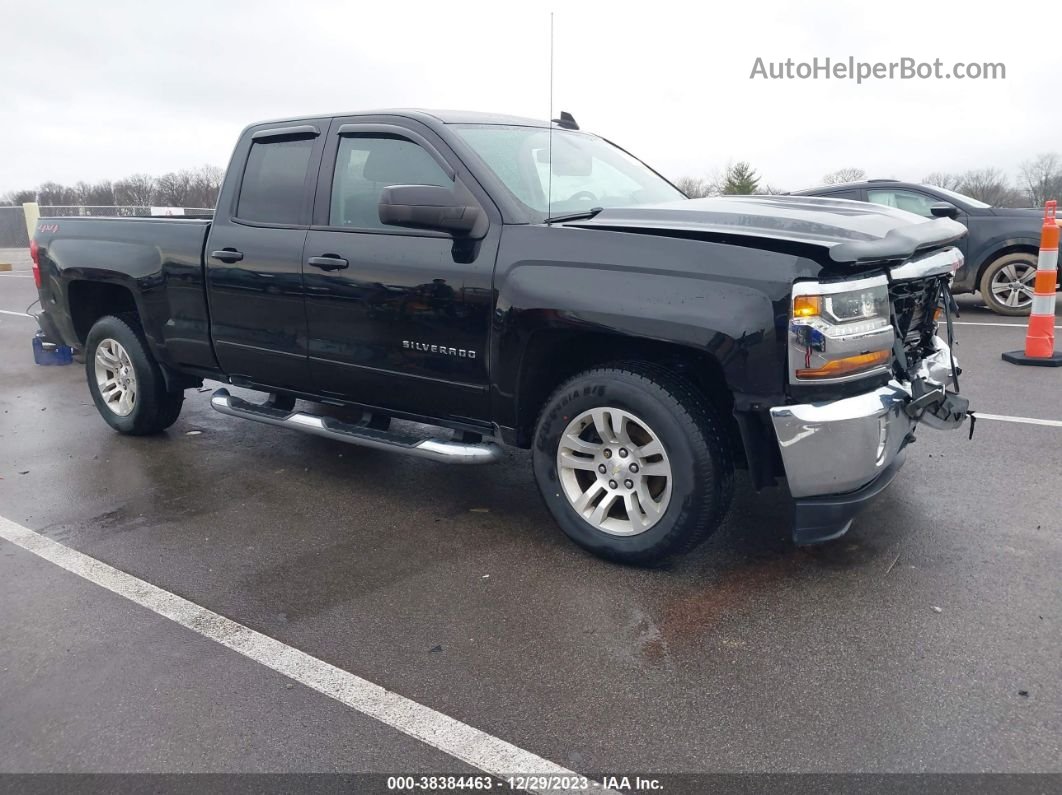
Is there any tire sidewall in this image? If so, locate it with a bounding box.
[979,254,1038,316]
[532,371,718,562]
[85,317,160,434]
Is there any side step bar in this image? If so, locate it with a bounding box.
[210,388,502,464]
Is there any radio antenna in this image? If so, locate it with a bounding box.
[547,11,554,222]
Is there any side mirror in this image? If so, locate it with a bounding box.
[378,185,483,236]
[930,202,960,219]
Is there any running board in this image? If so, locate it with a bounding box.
[210,388,502,464]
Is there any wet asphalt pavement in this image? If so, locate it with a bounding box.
[0,247,1059,778]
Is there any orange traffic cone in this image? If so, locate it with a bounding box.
[1002,200,1062,366]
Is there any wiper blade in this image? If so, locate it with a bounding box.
[545,207,604,224]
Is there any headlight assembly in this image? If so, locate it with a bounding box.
[789,276,895,383]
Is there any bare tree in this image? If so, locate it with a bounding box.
[1019,153,1062,208]
[147,166,224,208]
[822,167,865,185]
[759,184,786,195]
[113,174,157,207]
[1,189,35,205]
[74,180,116,207]
[4,165,225,212]
[153,170,198,206]
[674,176,715,198]
[957,168,1020,206]
[36,182,79,206]
[187,165,225,208]
[922,172,964,191]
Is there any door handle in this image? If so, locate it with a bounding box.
[307,255,350,272]
[210,249,244,263]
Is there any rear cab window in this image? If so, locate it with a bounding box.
[236,136,316,224]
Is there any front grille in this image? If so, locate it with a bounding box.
[890,276,944,366]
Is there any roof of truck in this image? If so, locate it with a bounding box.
[248,109,553,130]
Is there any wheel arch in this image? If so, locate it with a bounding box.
[71,282,199,392]
[508,329,745,465]
[974,241,1040,286]
[68,279,139,344]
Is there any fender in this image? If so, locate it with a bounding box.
[489,225,820,433]
[45,232,156,343]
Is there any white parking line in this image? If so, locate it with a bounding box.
[0,309,33,318]
[0,516,607,793]
[954,321,1062,329]
[971,412,1062,428]
[0,272,33,278]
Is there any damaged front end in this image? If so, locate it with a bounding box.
[770,246,971,544]
[888,251,970,432]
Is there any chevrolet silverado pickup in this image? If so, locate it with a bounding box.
[30,109,970,564]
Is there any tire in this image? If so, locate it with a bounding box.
[979,253,1039,316]
[84,314,184,435]
[532,362,734,566]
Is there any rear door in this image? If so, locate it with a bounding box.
[206,122,324,389]
[302,117,500,422]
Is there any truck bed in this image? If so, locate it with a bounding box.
[33,216,217,373]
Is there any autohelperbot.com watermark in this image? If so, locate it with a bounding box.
[750,56,1005,83]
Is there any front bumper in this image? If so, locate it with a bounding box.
[770,336,967,544]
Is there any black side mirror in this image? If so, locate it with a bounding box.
[378,185,483,236]
[930,202,960,219]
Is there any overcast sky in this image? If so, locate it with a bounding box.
[2,0,1059,196]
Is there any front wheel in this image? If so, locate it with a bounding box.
[532,362,733,566]
[979,253,1039,316]
[85,315,184,435]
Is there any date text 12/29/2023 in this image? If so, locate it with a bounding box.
[386,775,664,791]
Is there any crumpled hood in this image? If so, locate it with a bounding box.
[565,195,968,263]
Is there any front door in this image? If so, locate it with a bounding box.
[302,118,499,423]
[206,124,323,389]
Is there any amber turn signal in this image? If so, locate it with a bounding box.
[793,295,822,318]
[795,349,890,379]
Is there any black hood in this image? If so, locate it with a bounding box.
[565,195,967,263]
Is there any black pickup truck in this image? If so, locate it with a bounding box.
[30,109,970,564]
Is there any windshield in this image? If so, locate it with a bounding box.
[924,185,992,208]
[452,124,684,219]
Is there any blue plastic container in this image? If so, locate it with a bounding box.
[32,331,73,366]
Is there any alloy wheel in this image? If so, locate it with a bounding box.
[989,262,1037,310]
[556,407,673,536]
[94,338,137,417]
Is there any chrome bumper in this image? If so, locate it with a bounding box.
[770,336,966,502]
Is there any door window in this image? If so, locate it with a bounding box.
[236,137,315,224]
[867,189,938,218]
[330,136,451,229]
[822,189,862,201]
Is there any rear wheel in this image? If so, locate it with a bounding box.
[532,362,733,566]
[85,315,184,435]
[979,253,1038,316]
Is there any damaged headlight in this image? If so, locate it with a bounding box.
[789,276,894,382]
